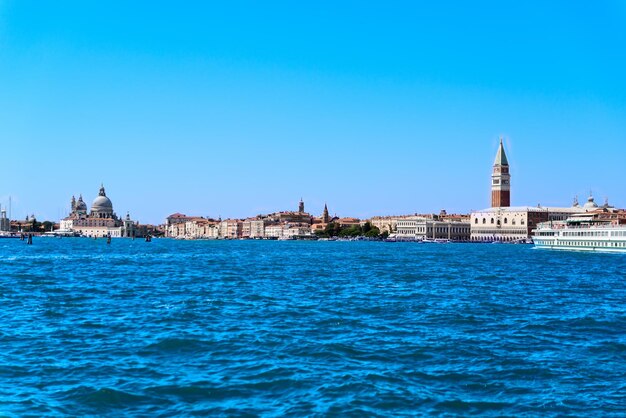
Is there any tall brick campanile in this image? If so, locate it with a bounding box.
[491,137,511,207]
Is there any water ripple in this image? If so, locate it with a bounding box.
[1,239,625,416]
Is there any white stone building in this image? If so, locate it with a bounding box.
[60,185,137,238]
[470,205,589,242]
[0,208,9,232]
[264,224,283,239]
[396,217,470,241]
[241,218,266,239]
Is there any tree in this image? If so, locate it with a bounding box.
[365,226,381,238]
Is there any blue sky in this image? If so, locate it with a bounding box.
[1,1,625,224]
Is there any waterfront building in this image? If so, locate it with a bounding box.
[264,223,283,239]
[261,222,311,239]
[60,185,137,238]
[241,219,251,238]
[167,221,186,238]
[337,217,361,228]
[165,213,193,237]
[241,217,271,239]
[470,205,587,242]
[0,207,9,232]
[283,224,311,239]
[396,217,421,238]
[369,216,398,234]
[166,215,219,239]
[377,211,469,236]
[244,218,265,239]
[219,219,243,239]
[184,217,205,239]
[396,216,471,241]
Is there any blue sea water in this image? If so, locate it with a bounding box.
[0,238,625,416]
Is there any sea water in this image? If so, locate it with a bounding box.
[0,239,625,416]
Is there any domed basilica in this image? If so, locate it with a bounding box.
[60,185,137,238]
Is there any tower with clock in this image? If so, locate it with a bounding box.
[491,137,511,207]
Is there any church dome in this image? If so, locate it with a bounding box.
[583,195,598,209]
[92,196,113,210]
[91,185,113,212]
[76,196,87,211]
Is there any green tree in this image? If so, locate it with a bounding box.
[338,225,362,237]
[365,226,381,238]
[315,221,340,238]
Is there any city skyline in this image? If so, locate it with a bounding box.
[2,2,625,224]
[3,139,620,226]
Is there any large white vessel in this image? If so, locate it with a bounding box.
[533,213,626,252]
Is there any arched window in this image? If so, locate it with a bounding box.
[483,218,486,224]
[475,218,478,224]
[491,218,494,224]
[504,218,508,224]
[512,219,516,225]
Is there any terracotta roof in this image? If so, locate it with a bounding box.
[168,213,188,218]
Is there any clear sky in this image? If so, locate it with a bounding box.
[1,1,625,224]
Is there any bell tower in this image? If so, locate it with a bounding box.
[322,204,330,223]
[491,137,511,207]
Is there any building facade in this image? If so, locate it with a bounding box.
[219,219,243,239]
[60,185,137,238]
[396,216,471,241]
[470,206,589,241]
[369,216,399,234]
[0,208,9,232]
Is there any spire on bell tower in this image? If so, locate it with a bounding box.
[298,198,305,214]
[491,137,511,208]
[322,203,330,223]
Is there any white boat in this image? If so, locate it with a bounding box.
[43,229,82,237]
[532,213,626,253]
